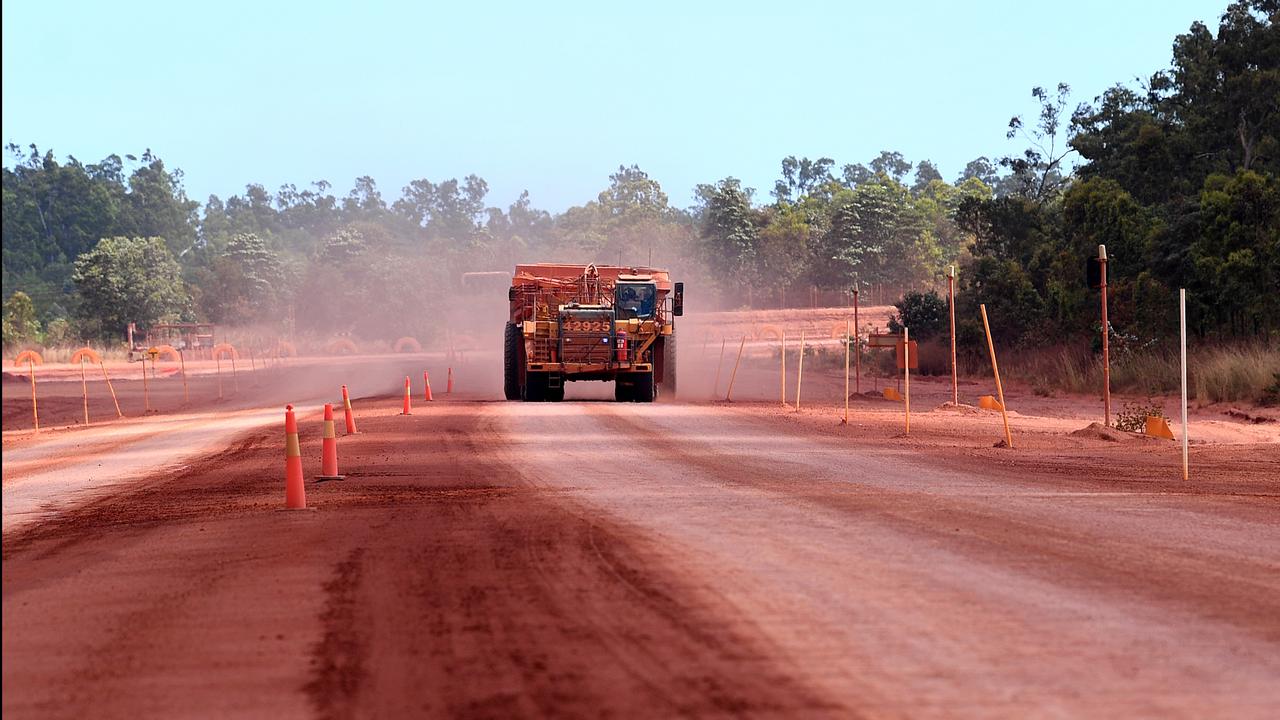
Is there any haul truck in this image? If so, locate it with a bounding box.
[504,263,684,402]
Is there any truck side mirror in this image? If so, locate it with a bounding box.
[672,282,684,317]
[509,286,517,302]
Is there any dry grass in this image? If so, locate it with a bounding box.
[1001,342,1280,405]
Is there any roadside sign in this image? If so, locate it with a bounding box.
[867,332,899,348]
[895,340,919,370]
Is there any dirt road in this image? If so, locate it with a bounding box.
[4,388,1279,718]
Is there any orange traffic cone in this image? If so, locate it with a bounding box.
[341,384,358,434]
[424,371,434,401]
[447,367,453,394]
[284,405,307,509]
[316,403,345,481]
[400,376,412,415]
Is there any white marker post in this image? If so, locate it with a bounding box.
[795,330,806,411]
[904,326,910,435]
[843,318,851,425]
[1181,289,1189,481]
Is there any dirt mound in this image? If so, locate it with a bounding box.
[849,391,893,403]
[1069,422,1136,442]
[2,371,26,384]
[1222,408,1276,424]
[935,402,981,414]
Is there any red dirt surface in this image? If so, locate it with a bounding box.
[4,378,1278,717]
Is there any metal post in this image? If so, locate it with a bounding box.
[1100,244,1111,426]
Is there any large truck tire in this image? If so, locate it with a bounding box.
[614,377,632,402]
[503,323,521,400]
[661,334,677,399]
[634,371,656,403]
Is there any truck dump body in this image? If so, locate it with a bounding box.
[504,263,682,402]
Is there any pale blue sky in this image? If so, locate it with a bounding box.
[2,0,1224,212]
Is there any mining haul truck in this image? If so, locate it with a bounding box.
[505,263,684,402]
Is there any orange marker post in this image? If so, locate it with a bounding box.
[341,384,358,434]
[315,403,345,482]
[284,405,307,509]
[400,376,412,415]
[980,304,1013,448]
[447,367,453,394]
[99,362,123,418]
[725,335,746,402]
[23,357,40,433]
[712,338,726,399]
[424,371,434,401]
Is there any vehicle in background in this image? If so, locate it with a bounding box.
[505,263,683,402]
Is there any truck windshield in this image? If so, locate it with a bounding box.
[615,283,656,318]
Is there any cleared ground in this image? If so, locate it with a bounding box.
[4,360,1278,718]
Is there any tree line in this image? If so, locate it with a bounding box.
[3,0,1276,353]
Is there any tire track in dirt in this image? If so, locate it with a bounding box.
[4,397,846,717]
[580,404,1280,642]
[306,547,369,720]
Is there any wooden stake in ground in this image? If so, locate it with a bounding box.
[1180,288,1189,480]
[780,331,787,405]
[80,357,90,425]
[99,362,123,418]
[903,327,910,435]
[843,318,851,425]
[179,350,189,405]
[1099,244,1111,427]
[725,335,746,402]
[230,351,239,393]
[948,265,957,406]
[979,304,1013,448]
[795,330,805,411]
[712,338,726,399]
[216,353,224,400]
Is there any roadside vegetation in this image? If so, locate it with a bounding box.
[3,1,1276,401]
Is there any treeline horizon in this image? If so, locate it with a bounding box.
[3,0,1276,354]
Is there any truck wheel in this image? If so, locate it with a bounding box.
[547,384,565,402]
[614,379,633,402]
[661,334,677,399]
[504,323,521,400]
[634,371,656,403]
